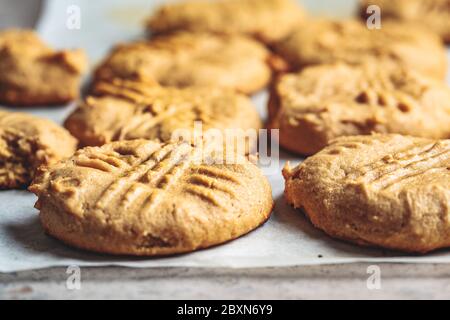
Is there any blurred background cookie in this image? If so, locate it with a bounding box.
[273,19,447,80]
[0,29,87,106]
[360,0,450,44]
[146,0,305,44]
[269,62,450,155]
[0,110,77,189]
[94,32,273,95]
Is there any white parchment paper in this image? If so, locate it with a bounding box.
[1,0,450,272]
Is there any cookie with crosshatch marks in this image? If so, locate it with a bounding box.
[94,32,272,95]
[283,134,450,253]
[30,139,273,255]
[0,29,87,106]
[146,0,305,44]
[64,78,262,150]
[273,19,447,80]
[0,110,77,189]
[268,62,450,155]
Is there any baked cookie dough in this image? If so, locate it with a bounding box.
[273,19,447,80]
[94,32,273,95]
[30,139,273,255]
[0,29,87,106]
[65,78,262,149]
[146,0,304,44]
[0,110,77,189]
[360,0,450,43]
[283,134,450,253]
[269,63,450,155]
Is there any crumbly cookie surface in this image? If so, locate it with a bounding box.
[273,19,447,79]
[269,63,450,155]
[0,29,87,106]
[283,134,450,253]
[0,110,78,189]
[360,0,450,43]
[146,0,304,43]
[65,78,262,148]
[30,139,273,255]
[94,32,272,95]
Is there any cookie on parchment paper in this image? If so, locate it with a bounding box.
[283,134,450,253]
[30,139,274,256]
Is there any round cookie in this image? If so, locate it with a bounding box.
[360,0,450,44]
[94,32,273,95]
[273,19,447,80]
[0,29,87,106]
[146,0,305,44]
[65,78,262,150]
[30,139,274,256]
[0,110,78,189]
[269,63,450,155]
[283,134,450,253]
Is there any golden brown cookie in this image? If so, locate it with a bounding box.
[0,110,77,189]
[283,134,450,253]
[269,63,450,155]
[0,29,88,106]
[360,0,450,43]
[30,139,273,256]
[146,0,304,44]
[94,32,272,95]
[65,78,262,149]
[273,19,447,80]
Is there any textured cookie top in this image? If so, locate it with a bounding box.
[94,32,272,94]
[274,19,447,79]
[30,139,273,255]
[146,0,304,43]
[284,134,450,253]
[0,29,88,106]
[270,63,450,155]
[65,78,262,147]
[360,0,450,43]
[0,110,77,189]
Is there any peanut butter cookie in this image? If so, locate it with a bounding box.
[273,19,447,80]
[360,0,450,43]
[0,110,77,189]
[269,63,450,155]
[30,139,273,255]
[65,78,262,150]
[0,29,88,106]
[146,0,304,44]
[94,32,272,95]
[283,134,450,253]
